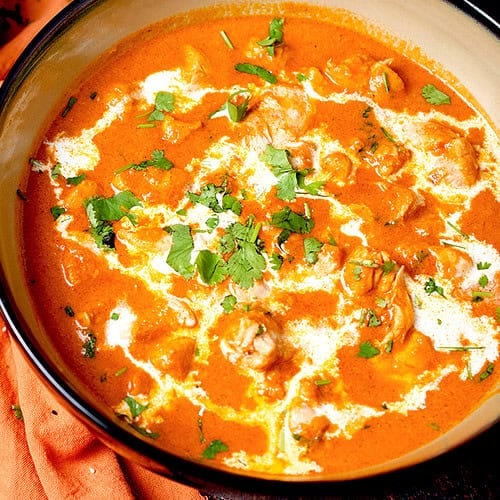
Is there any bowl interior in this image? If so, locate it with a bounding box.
[0,0,498,491]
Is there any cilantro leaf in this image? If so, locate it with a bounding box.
[50,206,66,221]
[84,191,141,249]
[209,89,251,123]
[424,277,445,297]
[257,18,284,56]
[116,149,174,174]
[124,396,149,418]
[357,341,380,359]
[221,294,237,313]
[270,206,314,234]
[235,63,277,84]
[261,145,324,200]
[196,249,228,285]
[165,224,195,278]
[221,217,266,289]
[421,84,451,105]
[148,91,175,121]
[304,237,323,264]
[188,182,242,215]
[202,439,229,459]
[82,332,97,358]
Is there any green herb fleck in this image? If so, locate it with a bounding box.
[257,17,284,56]
[202,439,229,459]
[421,84,451,105]
[235,62,277,84]
[357,341,380,359]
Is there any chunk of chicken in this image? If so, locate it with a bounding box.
[343,246,414,342]
[243,86,315,146]
[150,336,196,380]
[411,120,479,188]
[363,135,411,177]
[220,310,285,371]
[322,151,353,185]
[325,55,405,100]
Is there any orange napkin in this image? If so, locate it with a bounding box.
[0,2,203,498]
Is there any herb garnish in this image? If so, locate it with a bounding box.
[50,206,66,220]
[220,30,234,49]
[115,149,173,174]
[147,91,175,121]
[188,180,242,215]
[82,332,97,358]
[423,277,445,297]
[202,439,229,459]
[220,217,266,289]
[257,18,284,56]
[304,237,323,264]
[62,96,78,117]
[421,84,451,105]
[124,396,149,418]
[235,62,277,84]
[357,341,380,359]
[209,89,251,123]
[261,144,324,200]
[85,191,141,249]
[195,249,228,285]
[165,224,195,278]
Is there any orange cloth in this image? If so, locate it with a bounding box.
[0,3,203,498]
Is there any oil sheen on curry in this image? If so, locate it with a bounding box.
[21,2,499,476]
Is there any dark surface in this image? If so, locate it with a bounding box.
[201,423,499,498]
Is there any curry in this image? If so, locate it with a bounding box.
[20,2,499,476]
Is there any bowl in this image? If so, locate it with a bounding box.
[0,0,498,495]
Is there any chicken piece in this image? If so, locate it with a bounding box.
[288,404,331,442]
[342,246,392,296]
[220,310,286,371]
[322,151,353,185]
[244,86,315,146]
[324,54,376,92]
[183,45,211,85]
[369,59,405,102]
[363,136,411,177]
[162,115,201,144]
[343,246,414,343]
[150,336,196,380]
[380,266,415,344]
[430,246,474,281]
[413,120,479,188]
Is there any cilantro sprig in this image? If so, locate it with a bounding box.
[257,18,284,56]
[85,190,141,249]
[261,144,324,200]
[421,84,451,105]
[209,89,251,123]
[115,149,173,174]
[219,216,266,289]
[235,63,277,84]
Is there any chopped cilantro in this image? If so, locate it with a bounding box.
[124,396,149,418]
[85,191,141,249]
[51,163,62,179]
[357,341,380,359]
[446,220,469,239]
[202,439,229,459]
[61,96,78,117]
[165,224,195,278]
[148,91,175,121]
[66,174,86,186]
[82,332,97,358]
[50,206,66,221]
[221,217,266,289]
[11,405,23,421]
[196,249,228,285]
[479,363,494,381]
[421,84,451,105]
[478,274,489,288]
[477,261,492,270]
[235,62,277,84]
[270,252,284,270]
[115,149,173,174]
[304,237,323,264]
[111,312,120,320]
[221,294,237,313]
[188,181,242,215]
[424,277,445,297]
[270,205,314,234]
[257,17,284,56]
[314,379,332,386]
[296,73,308,82]
[261,144,324,200]
[209,89,251,122]
[366,309,382,327]
[64,305,75,317]
[130,423,160,439]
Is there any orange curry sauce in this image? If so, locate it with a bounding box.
[21,3,499,476]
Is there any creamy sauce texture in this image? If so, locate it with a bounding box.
[21,3,499,476]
